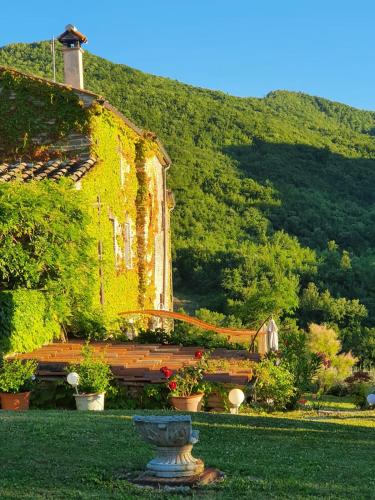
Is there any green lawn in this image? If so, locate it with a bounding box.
[0,405,374,499]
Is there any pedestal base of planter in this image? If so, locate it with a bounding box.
[131,467,225,488]
[147,447,204,478]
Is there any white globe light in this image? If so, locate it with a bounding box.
[367,394,375,406]
[228,388,245,406]
[67,372,80,387]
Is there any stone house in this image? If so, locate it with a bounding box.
[0,25,173,340]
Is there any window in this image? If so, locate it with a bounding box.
[123,220,133,270]
[110,216,123,269]
[120,155,130,187]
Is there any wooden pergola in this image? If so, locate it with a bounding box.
[119,309,268,355]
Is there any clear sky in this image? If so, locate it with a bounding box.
[1,0,374,110]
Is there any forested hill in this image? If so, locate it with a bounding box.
[1,42,375,363]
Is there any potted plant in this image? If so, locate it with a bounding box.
[68,345,112,411]
[161,350,210,412]
[0,359,37,410]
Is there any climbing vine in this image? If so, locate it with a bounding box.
[0,67,167,333]
[0,68,88,160]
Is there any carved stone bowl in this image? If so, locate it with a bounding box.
[133,415,204,478]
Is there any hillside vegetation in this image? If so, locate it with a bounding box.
[1,42,374,364]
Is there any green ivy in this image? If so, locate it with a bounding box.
[0,68,88,160]
[0,290,60,355]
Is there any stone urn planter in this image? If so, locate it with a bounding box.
[133,415,204,478]
[0,391,31,411]
[170,393,204,412]
[74,392,105,411]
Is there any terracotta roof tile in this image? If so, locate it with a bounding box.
[0,157,97,183]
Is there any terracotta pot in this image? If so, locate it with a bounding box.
[74,392,105,411]
[0,391,31,411]
[170,393,204,412]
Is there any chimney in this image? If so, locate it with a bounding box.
[57,24,87,89]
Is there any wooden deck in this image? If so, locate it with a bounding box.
[12,340,260,385]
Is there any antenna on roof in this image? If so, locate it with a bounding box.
[51,36,56,82]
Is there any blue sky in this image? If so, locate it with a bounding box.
[2,0,374,110]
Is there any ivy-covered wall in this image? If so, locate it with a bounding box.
[0,68,89,160]
[83,105,168,321]
[0,67,172,336]
[83,105,141,321]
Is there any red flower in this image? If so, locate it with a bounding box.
[163,369,173,379]
[298,399,308,405]
[168,381,177,390]
[195,350,203,359]
[160,366,169,374]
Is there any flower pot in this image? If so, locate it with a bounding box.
[170,393,204,412]
[74,392,105,411]
[0,391,31,411]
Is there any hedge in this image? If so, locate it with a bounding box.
[0,290,60,355]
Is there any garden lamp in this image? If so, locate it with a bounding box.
[367,394,375,406]
[228,388,245,414]
[67,372,80,394]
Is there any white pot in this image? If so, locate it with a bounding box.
[74,392,105,411]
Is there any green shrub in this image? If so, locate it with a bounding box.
[0,290,60,355]
[253,359,296,410]
[68,345,112,394]
[136,328,172,344]
[308,324,358,393]
[279,320,321,396]
[105,383,170,410]
[0,180,95,326]
[135,323,244,350]
[30,379,75,409]
[69,310,107,341]
[326,382,349,397]
[350,382,374,409]
[0,359,37,393]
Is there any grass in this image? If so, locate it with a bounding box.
[0,400,374,499]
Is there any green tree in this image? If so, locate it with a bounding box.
[223,232,316,323]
